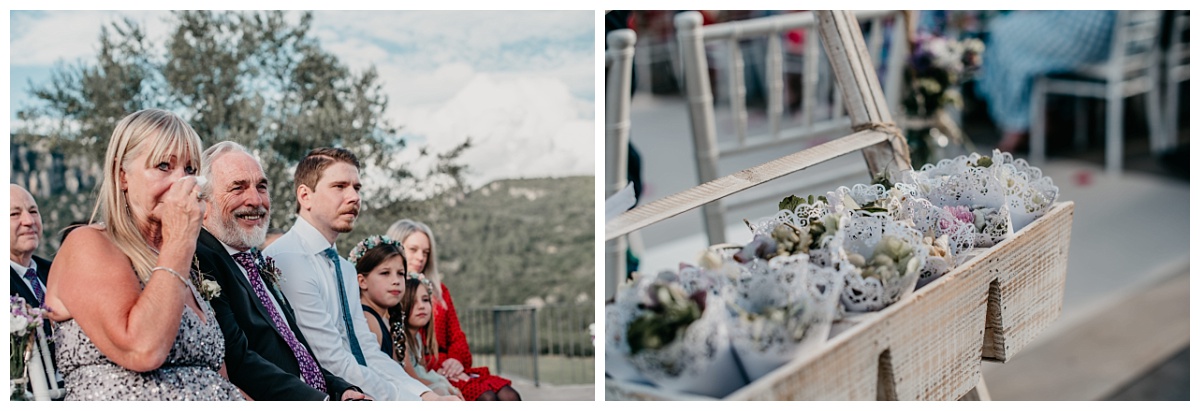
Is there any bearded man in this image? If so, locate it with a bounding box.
[194,141,367,400]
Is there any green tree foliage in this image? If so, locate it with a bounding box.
[350,176,595,308]
[14,11,467,238]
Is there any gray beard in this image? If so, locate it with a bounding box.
[211,212,269,250]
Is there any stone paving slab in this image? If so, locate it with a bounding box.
[981,267,1189,400]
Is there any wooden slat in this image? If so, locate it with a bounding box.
[816,10,910,176]
[605,130,888,240]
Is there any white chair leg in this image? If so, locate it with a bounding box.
[1105,92,1124,176]
[1030,78,1047,165]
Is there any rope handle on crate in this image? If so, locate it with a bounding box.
[851,121,905,139]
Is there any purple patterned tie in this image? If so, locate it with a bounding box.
[233,250,327,392]
[24,268,44,304]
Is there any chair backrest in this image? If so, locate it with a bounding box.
[605,28,635,301]
[675,10,909,244]
[1167,11,1189,82]
[1108,11,1165,84]
[607,11,911,243]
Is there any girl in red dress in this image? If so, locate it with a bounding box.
[388,219,521,401]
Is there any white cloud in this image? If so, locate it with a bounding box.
[392,73,595,188]
[10,11,173,66]
[10,10,596,191]
[377,63,477,109]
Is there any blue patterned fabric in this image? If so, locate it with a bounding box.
[977,11,1117,133]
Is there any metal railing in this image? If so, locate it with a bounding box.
[459,302,595,386]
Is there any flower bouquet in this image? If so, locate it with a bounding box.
[747,197,842,267]
[834,211,928,313]
[611,272,746,397]
[717,252,844,380]
[902,34,985,166]
[892,197,977,289]
[988,151,1059,231]
[10,296,45,401]
[604,277,653,384]
[915,154,1014,246]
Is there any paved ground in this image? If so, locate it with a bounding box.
[508,378,595,401]
[981,265,1189,400]
[1106,348,1190,401]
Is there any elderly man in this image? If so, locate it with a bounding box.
[195,142,367,400]
[10,184,51,310]
[265,147,458,401]
[10,183,61,390]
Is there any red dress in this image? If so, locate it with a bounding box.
[421,284,512,400]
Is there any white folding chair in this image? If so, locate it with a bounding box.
[675,10,908,245]
[605,28,635,301]
[1030,11,1165,176]
[1163,11,1188,150]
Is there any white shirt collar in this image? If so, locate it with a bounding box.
[10,258,36,275]
[290,214,337,256]
[220,240,251,257]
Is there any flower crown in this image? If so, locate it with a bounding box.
[348,235,401,264]
[407,272,433,291]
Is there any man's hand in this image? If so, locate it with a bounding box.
[341,390,371,401]
[420,391,462,401]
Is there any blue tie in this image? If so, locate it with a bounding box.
[323,247,367,366]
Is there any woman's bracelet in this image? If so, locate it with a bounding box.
[151,266,190,289]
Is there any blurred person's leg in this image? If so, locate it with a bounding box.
[977,11,1116,151]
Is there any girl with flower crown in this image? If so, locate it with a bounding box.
[398,273,462,398]
[351,236,461,399]
[387,220,521,400]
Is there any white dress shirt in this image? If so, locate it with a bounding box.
[265,216,429,401]
[10,259,45,302]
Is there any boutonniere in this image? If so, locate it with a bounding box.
[191,256,222,301]
[258,254,285,286]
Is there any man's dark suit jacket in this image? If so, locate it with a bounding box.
[10,254,50,303]
[10,254,61,391]
[10,255,52,337]
[196,229,356,400]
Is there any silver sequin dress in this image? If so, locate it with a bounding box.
[53,286,243,401]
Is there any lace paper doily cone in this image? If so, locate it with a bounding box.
[836,211,927,313]
[724,254,843,380]
[628,292,747,397]
[604,278,653,384]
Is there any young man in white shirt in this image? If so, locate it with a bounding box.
[265,147,458,401]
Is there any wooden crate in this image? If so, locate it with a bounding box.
[604,11,1074,400]
[606,202,1073,400]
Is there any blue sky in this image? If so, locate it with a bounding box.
[8,10,596,188]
